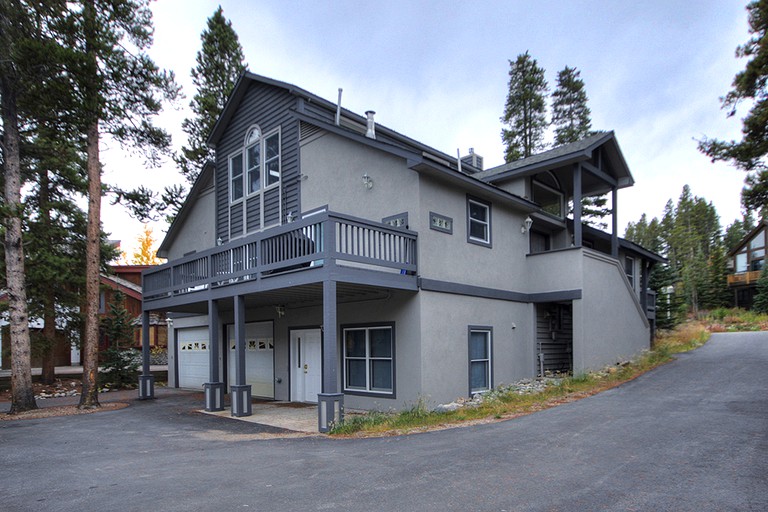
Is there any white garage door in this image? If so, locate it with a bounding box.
[227,321,274,398]
[177,327,210,390]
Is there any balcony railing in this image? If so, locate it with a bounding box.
[727,270,762,286]
[143,211,417,302]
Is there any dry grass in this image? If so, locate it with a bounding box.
[1,402,130,421]
[331,323,713,437]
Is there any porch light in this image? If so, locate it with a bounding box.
[521,216,533,234]
[217,237,223,246]
[275,305,285,318]
[362,173,374,190]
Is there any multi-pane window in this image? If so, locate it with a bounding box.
[344,326,394,395]
[532,181,564,218]
[265,133,280,187]
[243,127,280,197]
[469,328,492,394]
[230,153,243,202]
[246,141,261,194]
[467,197,491,246]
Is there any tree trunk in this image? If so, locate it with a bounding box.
[79,119,101,409]
[1,68,37,413]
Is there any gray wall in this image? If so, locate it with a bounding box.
[417,174,531,290]
[573,250,650,372]
[299,131,420,224]
[165,187,216,260]
[418,291,535,406]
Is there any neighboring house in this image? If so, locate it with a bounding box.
[100,265,167,353]
[139,72,664,431]
[726,219,768,308]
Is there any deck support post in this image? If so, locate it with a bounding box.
[204,299,225,412]
[231,294,251,417]
[611,187,619,258]
[138,310,154,399]
[573,164,582,247]
[318,279,343,432]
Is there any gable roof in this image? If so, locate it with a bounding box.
[727,218,768,257]
[475,131,634,190]
[207,71,539,213]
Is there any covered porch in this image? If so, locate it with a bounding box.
[138,211,418,432]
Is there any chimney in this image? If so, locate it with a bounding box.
[460,148,483,172]
[365,110,376,139]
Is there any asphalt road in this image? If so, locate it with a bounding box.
[1,331,766,511]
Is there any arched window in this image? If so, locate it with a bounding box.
[245,125,262,194]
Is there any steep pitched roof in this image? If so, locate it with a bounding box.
[475,131,634,189]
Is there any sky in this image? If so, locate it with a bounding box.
[102,0,752,258]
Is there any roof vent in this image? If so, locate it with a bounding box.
[365,110,376,139]
[460,148,483,172]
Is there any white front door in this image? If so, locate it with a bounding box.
[290,328,322,403]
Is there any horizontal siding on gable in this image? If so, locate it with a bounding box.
[263,187,280,226]
[246,195,261,232]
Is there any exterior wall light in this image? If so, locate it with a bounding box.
[362,173,374,190]
[216,237,223,246]
[521,216,533,234]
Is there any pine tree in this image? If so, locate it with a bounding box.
[751,266,768,313]
[0,0,71,413]
[101,291,140,387]
[70,0,179,408]
[501,52,548,162]
[176,6,246,185]
[551,66,592,146]
[551,66,608,229]
[724,212,756,252]
[698,1,768,213]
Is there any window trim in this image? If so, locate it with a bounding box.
[229,152,244,204]
[532,179,564,219]
[430,211,453,234]
[625,255,635,289]
[466,195,492,247]
[341,322,396,398]
[468,326,493,395]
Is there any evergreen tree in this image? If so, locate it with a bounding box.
[101,291,140,387]
[0,0,71,413]
[501,52,548,162]
[698,1,768,213]
[176,6,246,185]
[724,212,756,252]
[69,0,179,408]
[551,66,608,228]
[751,266,768,312]
[551,66,592,145]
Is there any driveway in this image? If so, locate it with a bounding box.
[1,332,766,511]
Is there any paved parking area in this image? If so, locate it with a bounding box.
[1,332,766,511]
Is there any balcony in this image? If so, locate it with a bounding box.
[727,270,762,287]
[143,211,418,304]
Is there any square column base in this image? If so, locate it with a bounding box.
[230,384,252,417]
[138,375,155,400]
[317,393,344,433]
[204,382,225,411]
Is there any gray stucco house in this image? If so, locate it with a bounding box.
[138,72,663,431]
